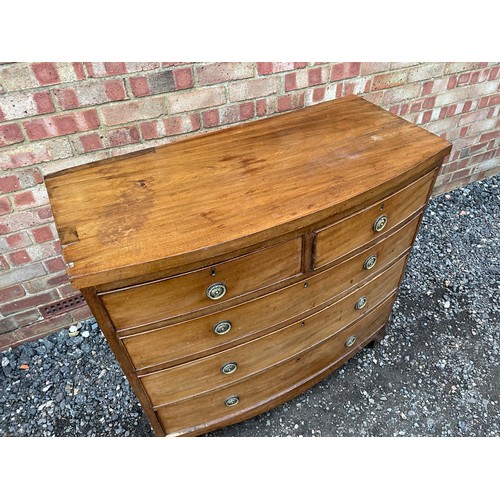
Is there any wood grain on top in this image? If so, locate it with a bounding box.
[45,95,451,288]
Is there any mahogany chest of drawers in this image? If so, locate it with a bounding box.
[45,95,451,436]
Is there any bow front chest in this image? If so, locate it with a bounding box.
[45,95,451,436]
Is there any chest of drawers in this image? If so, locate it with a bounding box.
[45,95,451,436]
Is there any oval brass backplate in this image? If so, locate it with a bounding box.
[206,282,227,300]
[363,254,377,270]
[220,362,238,375]
[355,296,367,310]
[213,320,232,335]
[224,396,240,407]
[373,215,388,232]
[345,336,357,348]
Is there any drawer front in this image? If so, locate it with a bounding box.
[155,294,395,435]
[141,255,406,407]
[314,170,434,268]
[123,217,418,370]
[101,237,303,331]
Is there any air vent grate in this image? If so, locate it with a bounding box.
[42,294,86,318]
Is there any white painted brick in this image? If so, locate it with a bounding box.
[435,87,470,106]
[407,63,445,83]
[0,91,37,120]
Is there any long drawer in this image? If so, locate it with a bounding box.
[141,254,406,407]
[314,170,434,268]
[155,293,395,435]
[100,236,303,331]
[122,216,418,371]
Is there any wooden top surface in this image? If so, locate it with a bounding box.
[45,95,451,288]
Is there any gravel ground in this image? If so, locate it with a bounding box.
[1,175,499,437]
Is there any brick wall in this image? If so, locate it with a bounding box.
[1,62,499,349]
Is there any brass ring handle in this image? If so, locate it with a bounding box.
[224,395,240,407]
[220,362,238,375]
[355,296,367,310]
[206,282,227,300]
[373,215,388,232]
[213,320,232,335]
[345,336,357,348]
[363,254,377,270]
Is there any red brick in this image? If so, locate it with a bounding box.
[55,88,79,110]
[32,62,60,85]
[0,290,59,315]
[277,93,305,112]
[256,62,294,75]
[239,102,254,120]
[0,285,25,303]
[12,312,72,344]
[77,132,103,152]
[480,130,500,142]
[488,95,500,106]
[0,255,9,270]
[257,62,274,75]
[105,79,127,100]
[33,91,55,113]
[202,109,220,128]
[457,72,471,85]
[24,109,99,140]
[0,309,41,334]
[104,62,127,75]
[0,175,20,193]
[313,88,325,102]
[422,81,433,95]
[9,249,32,266]
[37,206,52,220]
[256,99,266,116]
[71,303,92,322]
[0,123,24,147]
[447,76,457,90]
[423,96,436,109]
[462,100,473,113]
[13,190,36,208]
[421,110,433,124]
[31,225,55,243]
[285,73,297,91]
[410,101,422,113]
[294,62,308,69]
[58,283,78,299]
[174,68,194,90]
[164,114,200,136]
[5,232,30,249]
[44,256,66,273]
[308,67,324,86]
[108,126,140,147]
[130,76,151,97]
[488,66,499,80]
[140,121,162,140]
[331,62,360,81]
[0,196,11,215]
[73,63,85,80]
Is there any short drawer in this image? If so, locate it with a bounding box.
[155,293,395,435]
[122,217,418,371]
[314,169,434,268]
[100,237,303,331]
[140,254,406,407]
